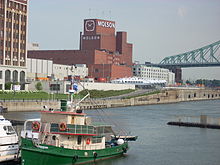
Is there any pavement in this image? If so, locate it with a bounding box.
[104,88,159,99]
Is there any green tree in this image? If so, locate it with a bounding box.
[5,82,13,90]
[186,80,192,85]
[35,82,43,91]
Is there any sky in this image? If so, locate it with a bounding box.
[28,0,220,81]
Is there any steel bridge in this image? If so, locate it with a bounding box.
[155,40,220,82]
[158,40,220,68]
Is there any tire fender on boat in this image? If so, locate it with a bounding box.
[72,155,78,163]
[93,152,98,159]
[122,147,127,153]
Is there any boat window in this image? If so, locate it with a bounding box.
[77,136,82,145]
[92,137,102,143]
[3,126,16,135]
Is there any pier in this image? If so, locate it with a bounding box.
[167,115,220,129]
[0,88,220,112]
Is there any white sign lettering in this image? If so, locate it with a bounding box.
[82,35,100,40]
[97,21,115,29]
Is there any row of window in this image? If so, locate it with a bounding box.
[138,75,167,79]
[133,67,168,72]
[134,71,168,75]
[5,41,26,49]
[6,22,26,30]
[7,1,27,12]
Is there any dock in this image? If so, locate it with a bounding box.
[167,115,220,129]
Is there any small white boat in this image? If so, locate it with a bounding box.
[0,115,19,162]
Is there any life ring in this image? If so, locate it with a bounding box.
[86,138,91,145]
[59,123,67,131]
[32,121,40,131]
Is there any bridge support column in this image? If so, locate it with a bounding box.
[171,67,182,83]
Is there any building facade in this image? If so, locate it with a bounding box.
[28,19,133,81]
[27,58,88,81]
[133,64,175,85]
[0,0,28,90]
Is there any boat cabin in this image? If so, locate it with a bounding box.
[0,116,19,162]
[32,108,106,150]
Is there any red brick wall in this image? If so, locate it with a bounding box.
[100,34,116,52]
[110,65,132,80]
[116,32,133,66]
[28,50,96,65]
[88,64,112,80]
[88,64,132,81]
[81,35,101,50]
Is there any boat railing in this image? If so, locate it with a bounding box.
[50,123,95,135]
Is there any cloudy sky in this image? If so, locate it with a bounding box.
[28,0,220,80]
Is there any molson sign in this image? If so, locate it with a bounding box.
[84,19,115,34]
[97,20,115,29]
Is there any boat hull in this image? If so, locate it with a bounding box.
[21,138,128,165]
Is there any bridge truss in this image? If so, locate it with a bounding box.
[159,40,220,67]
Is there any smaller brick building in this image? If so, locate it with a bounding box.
[28,19,133,81]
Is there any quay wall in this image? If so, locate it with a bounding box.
[1,88,220,112]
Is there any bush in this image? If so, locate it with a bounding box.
[35,82,43,91]
[5,82,13,90]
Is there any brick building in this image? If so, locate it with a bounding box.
[0,0,28,90]
[28,19,133,81]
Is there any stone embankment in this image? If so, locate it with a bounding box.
[1,88,220,112]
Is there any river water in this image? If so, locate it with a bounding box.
[4,100,220,165]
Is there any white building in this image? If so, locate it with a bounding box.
[0,0,28,90]
[132,64,175,85]
[28,81,135,94]
[27,43,40,51]
[27,58,88,81]
[53,64,88,80]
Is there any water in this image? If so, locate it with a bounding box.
[4,100,220,165]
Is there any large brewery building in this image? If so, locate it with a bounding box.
[28,19,133,81]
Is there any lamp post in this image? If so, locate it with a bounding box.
[102,63,104,78]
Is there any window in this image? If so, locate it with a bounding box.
[92,137,102,143]
[0,71,2,79]
[3,126,16,135]
[77,136,82,145]
[50,84,60,91]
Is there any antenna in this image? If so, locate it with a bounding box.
[89,8,91,17]
[102,11,105,19]
[109,10,111,20]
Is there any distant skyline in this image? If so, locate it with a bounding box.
[28,0,220,80]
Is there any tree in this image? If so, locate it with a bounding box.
[35,82,43,91]
[5,82,13,90]
[186,80,192,85]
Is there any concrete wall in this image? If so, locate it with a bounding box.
[2,101,59,112]
[78,82,135,91]
[27,81,135,94]
[2,88,220,112]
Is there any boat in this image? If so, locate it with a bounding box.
[20,84,137,165]
[0,115,19,163]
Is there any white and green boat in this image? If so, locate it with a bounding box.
[20,90,137,165]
